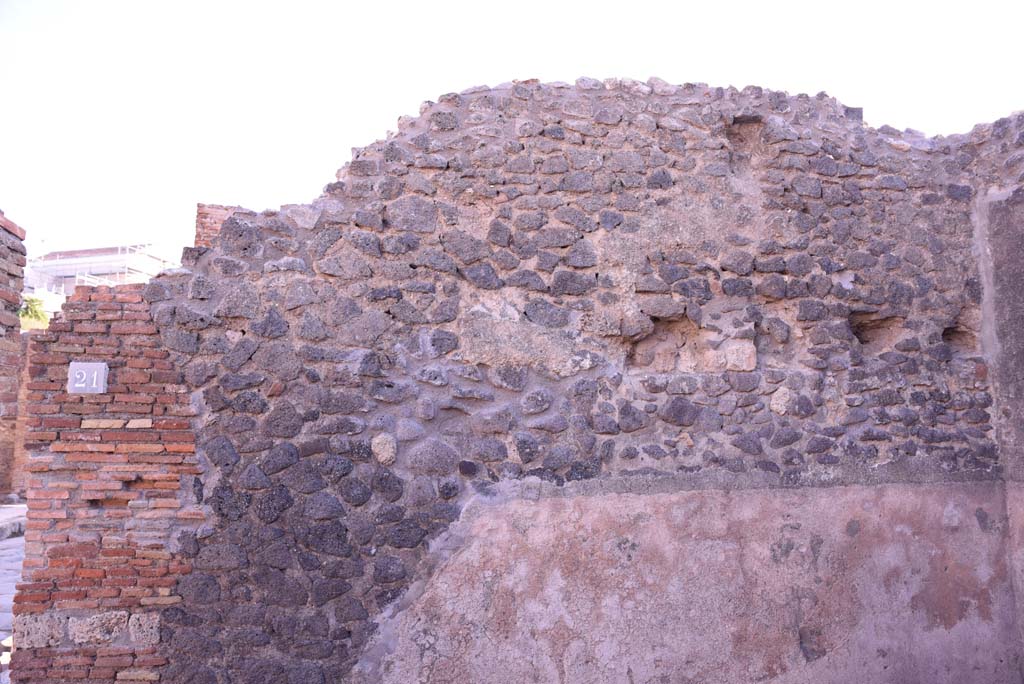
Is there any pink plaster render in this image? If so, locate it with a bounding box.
[361,481,1020,683]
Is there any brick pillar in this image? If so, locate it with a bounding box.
[12,284,201,683]
[10,333,31,496]
[193,203,239,249]
[0,211,26,493]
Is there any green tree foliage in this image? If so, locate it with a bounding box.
[18,296,48,323]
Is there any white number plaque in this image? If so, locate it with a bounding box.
[67,362,109,394]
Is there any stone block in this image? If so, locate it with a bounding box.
[68,611,128,645]
[14,613,66,648]
[128,612,160,645]
[371,433,397,466]
[81,419,126,429]
[722,339,757,372]
[116,670,160,681]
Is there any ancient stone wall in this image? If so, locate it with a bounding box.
[11,80,1024,683]
[0,211,26,494]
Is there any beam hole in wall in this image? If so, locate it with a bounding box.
[726,117,764,149]
[628,318,700,371]
[942,324,978,356]
[726,118,765,172]
[848,312,905,354]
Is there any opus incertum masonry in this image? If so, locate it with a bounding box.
[11,79,1024,684]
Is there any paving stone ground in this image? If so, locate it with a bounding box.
[0,505,27,684]
[0,535,24,638]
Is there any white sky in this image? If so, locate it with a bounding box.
[1,0,1021,260]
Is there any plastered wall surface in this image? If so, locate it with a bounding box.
[360,481,1018,684]
[11,79,1024,683]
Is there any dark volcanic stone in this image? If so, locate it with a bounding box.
[194,544,247,571]
[238,464,271,490]
[437,478,460,499]
[231,391,268,414]
[305,521,351,556]
[514,432,542,464]
[721,250,754,276]
[521,388,554,414]
[442,229,489,264]
[263,404,304,438]
[770,427,803,449]
[472,437,508,462]
[252,308,289,338]
[647,168,674,189]
[732,433,764,456]
[262,442,299,474]
[388,520,428,549]
[339,478,372,506]
[177,573,221,604]
[282,461,326,494]
[203,436,239,468]
[506,269,548,291]
[253,485,294,524]
[373,556,407,584]
[311,578,352,606]
[659,397,700,426]
[797,300,827,321]
[543,445,575,470]
[565,240,598,268]
[428,329,459,356]
[525,299,570,328]
[409,439,460,475]
[304,492,345,520]
[566,458,602,480]
[550,270,596,295]
[806,436,835,454]
[386,195,438,233]
[461,262,503,289]
[618,402,648,432]
[491,364,528,391]
[762,317,791,343]
[372,469,405,502]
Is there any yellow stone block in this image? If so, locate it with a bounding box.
[81,419,126,429]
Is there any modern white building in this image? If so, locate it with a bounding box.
[23,245,178,315]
